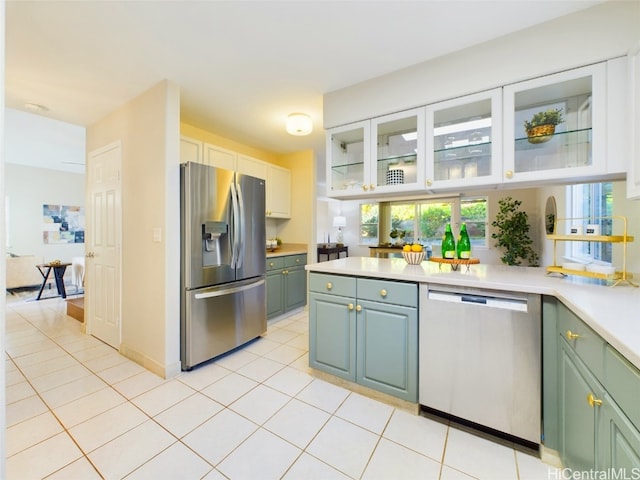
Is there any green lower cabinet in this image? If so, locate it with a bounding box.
[555,301,640,471]
[284,264,307,311]
[599,392,640,470]
[266,254,307,320]
[266,269,285,318]
[357,299,417,401]
[559,336,603,470]
[309,291,356,381]
[309,273,418,402]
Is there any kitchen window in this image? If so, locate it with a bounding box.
[359,196,487,246]
[566,181,612,263]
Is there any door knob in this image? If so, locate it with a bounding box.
[587,393,602,407]
[356,305,362,312]
[566,330,580,340]
[86,252,95,258]
[505,170,514,179]
[348,303,354,310]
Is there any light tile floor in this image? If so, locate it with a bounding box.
[4,295,556,479]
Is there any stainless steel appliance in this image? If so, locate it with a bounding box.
[419,284,541,445]
[180,162,266,370]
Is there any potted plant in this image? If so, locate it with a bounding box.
[491,196,539,266]
[524,108,564,144]
[389,228,406,245]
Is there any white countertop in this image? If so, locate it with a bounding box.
[306,257,640,370]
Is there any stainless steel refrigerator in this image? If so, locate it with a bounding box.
[180,161,266,370]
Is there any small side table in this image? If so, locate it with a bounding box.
[36,263,71,300]
[317,244,348,262]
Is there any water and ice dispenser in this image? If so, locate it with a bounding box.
[202,221,228,267]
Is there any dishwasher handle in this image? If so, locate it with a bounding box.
[428,289,528,312]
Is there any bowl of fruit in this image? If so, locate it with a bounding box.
[401,244,425,265]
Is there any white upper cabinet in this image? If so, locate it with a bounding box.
[266,164,291,218]
[425,89,502,190]
[326,120,371,197]
[203,143,236,171]
[628,43,640,200]
[370,108,425,195]
[326,109,425,198]
[502,63,607,184]
[180,136,203,163]
[237,154,267,180]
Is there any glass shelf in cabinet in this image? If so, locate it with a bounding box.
[376,153,417,164]
[434,140,492,155]
[514,127,592,144]
[331,159,366,170]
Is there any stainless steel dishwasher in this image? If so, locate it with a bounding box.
[419,284,541,445]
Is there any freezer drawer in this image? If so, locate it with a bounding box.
[181,277,266,370]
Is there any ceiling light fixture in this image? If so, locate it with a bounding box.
[286,113,313,136]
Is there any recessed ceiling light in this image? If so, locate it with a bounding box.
[24,103,49,113]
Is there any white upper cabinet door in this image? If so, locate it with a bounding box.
[370,108,425,195]
[203,143,236,171]
[503,63,607,185]
[425,89,502,191]
[326,120,371,198]
[266,164,291,218]
[237,154,267,180]
[180,136,203,164]
[627,43,640,200]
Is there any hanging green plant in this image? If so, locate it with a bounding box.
[491,196,539,266]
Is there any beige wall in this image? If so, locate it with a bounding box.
[86,80,181,378]
[181,123,278,164]
[275,149,316,261]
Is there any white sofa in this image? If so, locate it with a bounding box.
[6,255,45,289]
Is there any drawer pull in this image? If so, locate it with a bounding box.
[348,303,354,311]
[326,282,333,290]
[566,330,580,341]
[587,393,603,408]
[269,262,274,267]
[356,305,362,312]
[296,259,300,263]
[380,289,387,298]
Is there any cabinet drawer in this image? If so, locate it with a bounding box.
[357,278,417,307]
[266,257,285,271]
[558,304,605,381]
[309,273,356,297]
[605,346,640,431]
[285,254,307,268]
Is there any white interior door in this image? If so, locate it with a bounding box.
[86,141,122,349]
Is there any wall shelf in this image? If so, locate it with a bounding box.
[546,216,636,287]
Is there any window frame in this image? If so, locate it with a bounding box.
[359,195,488,248]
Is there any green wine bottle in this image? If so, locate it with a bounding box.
[457,222,471,259]
[441,223,456,259]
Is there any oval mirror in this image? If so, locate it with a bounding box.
[545,196,557,234]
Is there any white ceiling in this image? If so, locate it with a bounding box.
[5,0,605,165]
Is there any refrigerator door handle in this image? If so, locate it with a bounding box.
[230,181,240,269]
[236,181,245,269]
[194,279,265,299]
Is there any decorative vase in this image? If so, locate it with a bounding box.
[526,124,556,144]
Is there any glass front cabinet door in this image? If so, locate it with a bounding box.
[326,121,371,198]
[369,108,425,195]
[425,89,502,190]
[503,63,606,184]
